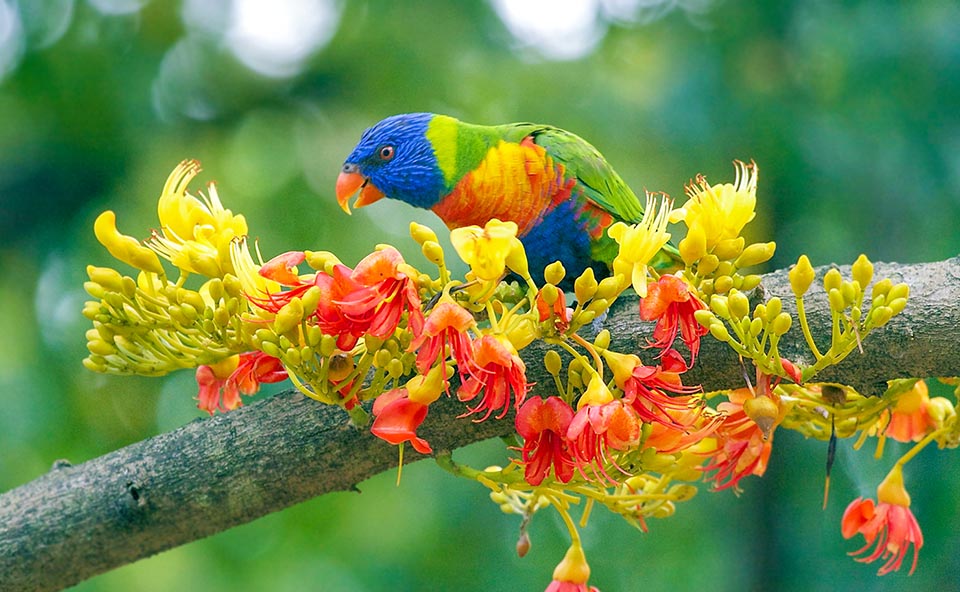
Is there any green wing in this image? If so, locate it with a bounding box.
[496,123,645,223]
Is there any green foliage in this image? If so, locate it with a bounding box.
[2,1,959,590]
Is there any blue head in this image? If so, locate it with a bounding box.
[336,113,446,212]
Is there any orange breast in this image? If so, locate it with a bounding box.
[431,137,575,236]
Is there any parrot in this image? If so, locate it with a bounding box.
[335,112,677,285]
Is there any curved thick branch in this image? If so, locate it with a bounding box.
[1,258,958,591]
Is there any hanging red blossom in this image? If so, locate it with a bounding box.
[195,351,287,414]
[408,301,475,375]
[702,388,779,491]
[371,388,432,454]
[458,335,529,421]
[516,396,576,486]
[639,274,709,365]
[566,401,641,483]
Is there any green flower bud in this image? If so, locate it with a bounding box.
[374,349,393,368]
[544,350,563,376]
[300,286,322,315]
[306,325,323,347]
[749,317,763,337]
[320,334,338,357]
[387,358,405,379]
[285,347,302,367]
[694,308,715,328]
[709,295,729,319]
[260,341,281,358]
[840,281,856,307]
[709,322,730,342]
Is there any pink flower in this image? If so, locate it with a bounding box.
[408,301,475,375]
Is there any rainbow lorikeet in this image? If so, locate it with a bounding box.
[336,113,677,284]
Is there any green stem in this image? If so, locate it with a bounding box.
[795,296,824,360]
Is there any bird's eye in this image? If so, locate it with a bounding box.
[378,145,395,161]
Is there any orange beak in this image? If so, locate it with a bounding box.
[336,170,385,214]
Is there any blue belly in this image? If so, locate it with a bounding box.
[518,199,604,287]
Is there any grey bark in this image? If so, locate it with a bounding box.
[1,257,958,592]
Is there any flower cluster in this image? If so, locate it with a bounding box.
[81,158,955,590]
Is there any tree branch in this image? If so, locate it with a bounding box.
[1,258,957,592]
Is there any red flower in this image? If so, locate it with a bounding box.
[884,380,933,443]
[458,335,529,421]
[566,401,641,483]
[842,466,924,575]
[408,301,475,375]
[536,286,571,332]
[371,388,432,454]
[516,396,575,486]
[253,247,424,350]
[621,349,704,430]
[639,275,708,365]
[195,351,287,414]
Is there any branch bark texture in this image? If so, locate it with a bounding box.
[1,258,958,591]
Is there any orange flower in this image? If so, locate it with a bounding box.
[639,274,709,365]
[885,380,933,443]
[702,388,780,491]
[371,388,432,454]
[842,466,923,575]
[621,349,704,430]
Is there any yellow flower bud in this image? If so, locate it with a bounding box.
[679,225,707,266]
[888,297,907,317]
[544,350,563,376]
[406,364,449,405]
[578,374,614,408]
[713,275,733,294]
[602,349,640,387]
[713,237,745,261]
[828,288,845,312]
[888,282,910,302]
[94,211,164,275]
[728,289,750,320]
[697,254,720,276]
[735,241,776,268]
[540,283,560,306]
[740,274,762,291]
[694,308,715,327]
[409,222,438,245]
[851,254,874,288]
[871,306,893,326]
[506,317,538,350]
[876,465,911,507]
[771,312,792,336]
[709,295,729,318]
[595,275,625,300]
[823,268,842,293]
[871,278,893,300]
[743,395,779,440]
[574,267,598,303]
[594,329,611,350]
[86,265,125,293]
[273,297,304,335]
[421,241,445,266]
[544,261,566,286]
[927,397,956,428]
[789,255,815,297]
[551,543,591,586]
[305,250,341,271]
[764,297,782,322]
[709,322,730,342]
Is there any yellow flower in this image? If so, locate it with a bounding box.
[450,219,527,282]
[93,210,165,274]
[147,160,248,277]
[608,192,672,298]
[673,160,758,250]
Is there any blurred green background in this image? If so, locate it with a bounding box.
[1,0,958,590]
